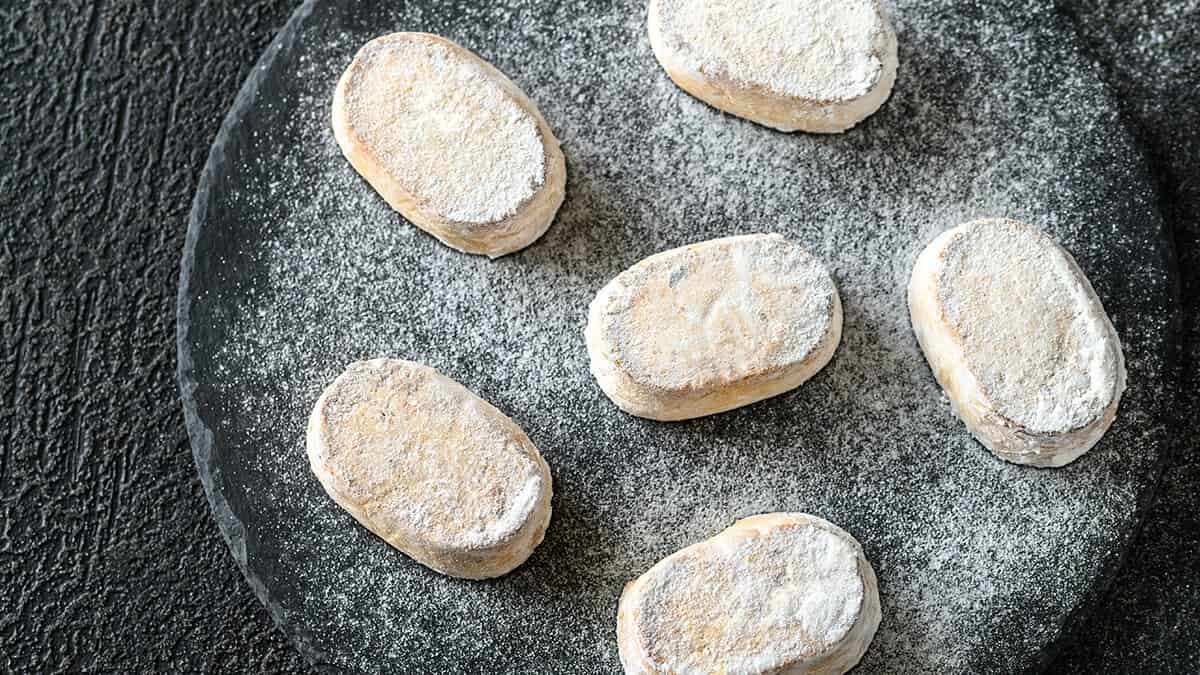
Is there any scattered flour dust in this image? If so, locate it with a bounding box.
[195,0,1173,672]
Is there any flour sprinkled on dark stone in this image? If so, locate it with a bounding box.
[179,0,1175,671]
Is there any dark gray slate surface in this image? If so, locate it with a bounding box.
[0,0,1195,673]
[1052,0,1200,671]
[179,0,1176,672]
[0,1,306,672]
[175,0,1171,667]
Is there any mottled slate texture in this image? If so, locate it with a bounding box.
[0,2,305,671]
[0,0,1195,672]
[1053,1,1200,671]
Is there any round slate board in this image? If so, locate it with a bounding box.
[177,0,1178,672]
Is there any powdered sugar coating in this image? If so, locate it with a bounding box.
[598,234,836,390]
[180,0,1175,672]
[936,219,1123,434]
[621,514,877,674]
[340,34,546,224]
[586,234,841,420]
[308,359,548,556]
[652,0,892,101]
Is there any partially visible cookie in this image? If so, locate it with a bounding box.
[908,218,1126,467]
[648,0,898,132]
[332,33,566,257]
[586,234,841,421]
[617,513,881,674]
[306,359,552,579]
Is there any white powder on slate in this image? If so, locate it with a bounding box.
[195,0,1173,672]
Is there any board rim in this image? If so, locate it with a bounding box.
[175,0,1183,670]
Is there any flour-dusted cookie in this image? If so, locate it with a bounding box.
[647,0,898,133]
[617,513,881,675]
[908,218,1126,467]
[585,234,841,421]
[332,33,566,258]
[306,359,552,578]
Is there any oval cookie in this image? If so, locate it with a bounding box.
[908,218,1126,467]
[585,234,841,421]
[306,359,552,578]
[647,0,898,133]
[617,513,881,674]
[332,33,566,257]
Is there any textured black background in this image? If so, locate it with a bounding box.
[0,0,1194,672]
